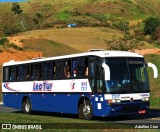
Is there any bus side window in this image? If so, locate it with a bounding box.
[64,60,71,78]
[53,61,56,79]
[3,67,10,82]
[42,61,53,80]
[31,63,41,80]
[11,66,18,81]
[72,59,77,77]
[19,64,30,81]
[56,60,67,79]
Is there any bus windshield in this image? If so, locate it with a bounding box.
[105,57,149,94]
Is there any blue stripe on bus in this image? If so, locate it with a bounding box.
[2,93,149,117]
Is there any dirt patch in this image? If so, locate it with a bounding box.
[7,36,34,47]
[0,50,43,65]
[132,48,160,55]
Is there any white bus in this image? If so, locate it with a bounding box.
[2,50,158,120]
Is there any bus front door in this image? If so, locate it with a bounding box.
[89,57,105,117]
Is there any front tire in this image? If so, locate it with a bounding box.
[79,100,93,120]
[23,98,32,114]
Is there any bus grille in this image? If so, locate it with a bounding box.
[121,106,140,113]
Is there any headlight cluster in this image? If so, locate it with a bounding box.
[108,99,121,104]
[142,97,149,101]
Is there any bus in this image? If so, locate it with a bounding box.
[2,50,158,120]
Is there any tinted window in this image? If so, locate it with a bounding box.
[11,66,18,81]
[42,61,53,79]
[19,64,30,80]
[3,67,10,81]
[31,63,41,80]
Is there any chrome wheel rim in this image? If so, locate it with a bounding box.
[25,101,30,112]
[83,105,91,117]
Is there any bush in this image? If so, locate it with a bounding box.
[105,33,144,51]
[153,26,160,40]
[8,43,23,50]
[112,21,129,33]
[122,0,132,3]
[91,14,108,24]
[3,24,22,36]
[143,17,160,35]
[0,38,9,46]
[3,42,23,51]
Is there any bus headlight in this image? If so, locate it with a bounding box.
[108,99,121,104]
[116,99,121,103]
[142,97,149,101]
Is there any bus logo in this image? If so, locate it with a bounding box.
[4,83,20,92]
[33,81,53,92]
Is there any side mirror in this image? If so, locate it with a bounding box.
[102,63,110,80]
[148,62,158,78]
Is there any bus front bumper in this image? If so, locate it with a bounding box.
[105,102,150,116]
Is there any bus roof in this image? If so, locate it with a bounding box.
[3,50,143,66]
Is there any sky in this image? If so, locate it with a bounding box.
[0,0,26,2]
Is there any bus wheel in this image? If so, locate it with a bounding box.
[79,100,93,120]
[23,98,32,114]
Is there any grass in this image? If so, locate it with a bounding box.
[22,38,81,57]
[144,54,160,109]
[16,27,123,51]
[1,0,160,35]
[0,112,133,131]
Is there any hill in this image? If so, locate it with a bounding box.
[1,0,160,37]
[16,27,123,52]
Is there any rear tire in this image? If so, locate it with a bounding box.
[23,98,32,114]
[79,100,93,120]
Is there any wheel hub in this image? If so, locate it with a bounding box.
[25,102,30,112]
[83,105,90,117]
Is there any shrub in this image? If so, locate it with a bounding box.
[4,42,23,51]
[143,17,160,35]
[153,26,160,40]
[3,24,22,36]
[122,0,132,3]
[91,14,108,24]
[112,21,129,33]
[0,38,9,46]
[105,33,144,51]
[11,2,23,14]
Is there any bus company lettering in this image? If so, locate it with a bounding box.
[81,82,87,91]
[33,81,53,91]
[112,94,120,99]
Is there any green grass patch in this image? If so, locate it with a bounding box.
[150,98,160,109]
[0,112,134,130]
[22,38,80,57]
[56,10,71,21]
[145,54,160,109]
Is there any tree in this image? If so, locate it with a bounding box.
[11,2,23,14]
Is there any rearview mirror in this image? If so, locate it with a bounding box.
[148,62,158,78]
[102,63,110,80]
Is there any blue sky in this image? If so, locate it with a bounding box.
[0,0,25,2]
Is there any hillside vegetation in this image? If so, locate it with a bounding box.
[0,0,160,36]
